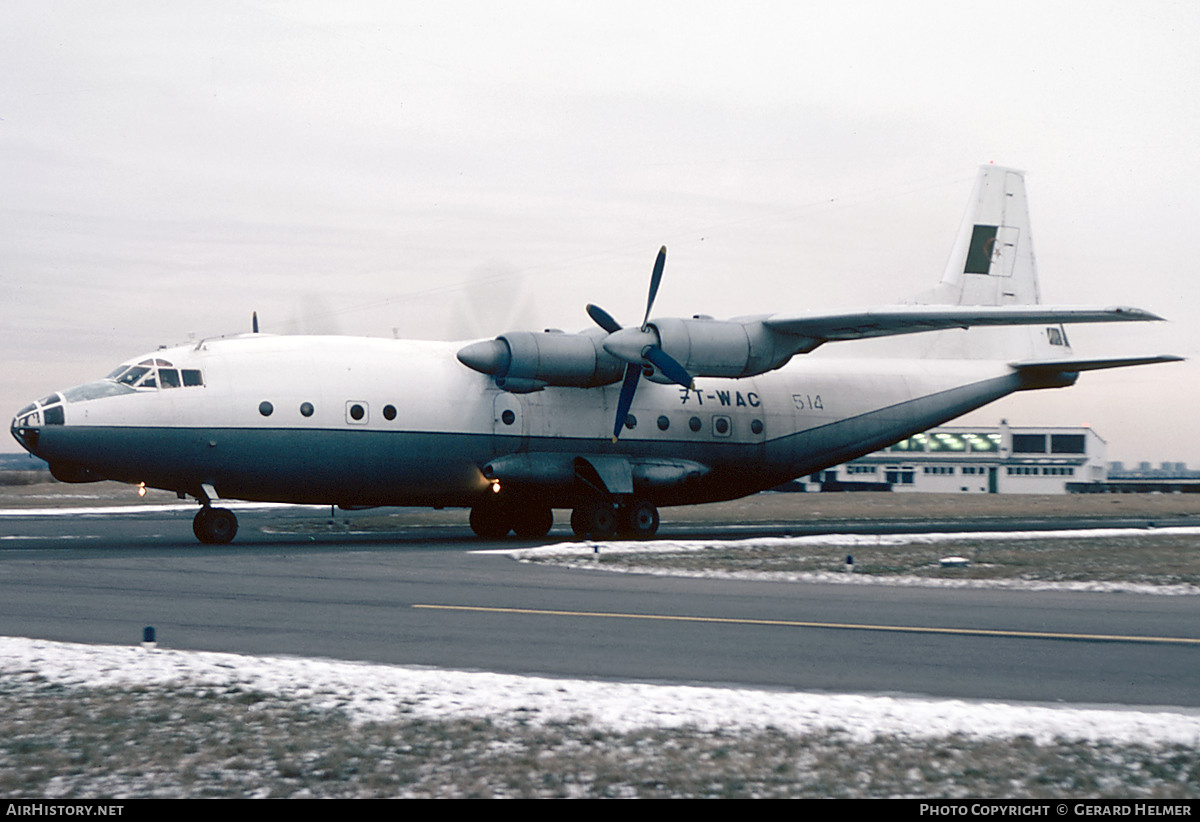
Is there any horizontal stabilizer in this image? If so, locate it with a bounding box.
[762,305,1164,348]
[1010,354,1184,375]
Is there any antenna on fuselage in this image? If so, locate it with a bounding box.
[252,311,259,334]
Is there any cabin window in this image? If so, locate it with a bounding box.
[259,401,274,417]
[347,402,369,424]
[713,415,730,436]
[300,402,314,417]
[688,416,702,432]
[383,404,397,421]
[624,414,637,430]
[751,419,763,435]
[657,415,670,431]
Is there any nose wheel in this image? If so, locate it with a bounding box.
[193,507,238,544]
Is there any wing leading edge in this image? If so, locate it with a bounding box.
[760,305,1164,348]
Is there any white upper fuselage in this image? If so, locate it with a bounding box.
[12,332,1026,508]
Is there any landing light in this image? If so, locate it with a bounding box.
[491,480,502,494]
[137,482,147,497]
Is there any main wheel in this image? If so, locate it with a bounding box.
[621,501,660,539]
[511,506,554,539]
[193,507,238,544]
[469,504,513,539]
[570,501,619,539]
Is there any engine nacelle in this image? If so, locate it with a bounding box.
[650,317,796,379]
[483,452,709,494]
[457,330,624,389]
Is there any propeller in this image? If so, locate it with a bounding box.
[587,246,693,441]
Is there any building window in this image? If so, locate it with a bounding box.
[1051,434,1086,454]
[1012,434,1047,453]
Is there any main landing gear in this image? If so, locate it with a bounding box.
[468,500,555,540]
[570,499,659,540]
[467,498,659,540]
[193,506,238,544]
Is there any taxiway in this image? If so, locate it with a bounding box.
[1,504,1197,708]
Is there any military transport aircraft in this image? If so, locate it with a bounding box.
[10,166,1180,544]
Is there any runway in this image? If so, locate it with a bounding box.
[1,505,1197,708]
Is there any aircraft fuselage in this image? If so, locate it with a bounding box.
[12,333,1030,512]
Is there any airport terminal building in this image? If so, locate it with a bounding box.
[809,423,1107,494]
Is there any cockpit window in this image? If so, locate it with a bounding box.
[105,359,204,390]
[115,366,150,386]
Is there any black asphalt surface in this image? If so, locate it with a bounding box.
[1,506,1197,707]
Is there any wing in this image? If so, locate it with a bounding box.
[760,305,1164,346]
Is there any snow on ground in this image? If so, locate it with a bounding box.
[491,527,1200,596]
[3,509,1197,748]
[3,636,1198,746]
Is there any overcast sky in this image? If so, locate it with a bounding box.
[3,1,1198,466]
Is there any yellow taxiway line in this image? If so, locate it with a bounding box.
[413,604,1200,645]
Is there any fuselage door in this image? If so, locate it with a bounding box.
[492,391,526,451]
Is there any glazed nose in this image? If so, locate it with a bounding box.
[10,393,64,454]
[11,404,40,453]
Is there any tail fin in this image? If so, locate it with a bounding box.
[912,165,1072,360]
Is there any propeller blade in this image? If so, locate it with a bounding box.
[641,246,667,331]
[612,363,641,441]
[644,345,693,389]
[587,303,622,334]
